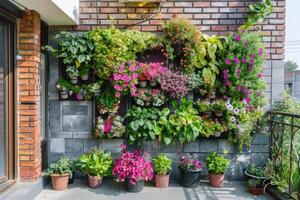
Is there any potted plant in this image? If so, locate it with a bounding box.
[245,164,267,195]
[79,65,90,81]
[76,149,113,189]
[56,79,71,100]
[72,85,83,100]
[66,66,80,84]
[206,152,229,188]
[83,82,102,100]
[152,154,172,188]
[94,113,125,138]
[45,157,73,191]
[112,144,153,193]
[139,74,148,88]
[178,156,203,187]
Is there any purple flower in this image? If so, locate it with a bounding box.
[225,80,230,86]
[248,64,253,71]
[259,48,263,55]
[234,35,241,42]
[233,57,240,65]
[258,73,263,78]
[241,58,247,64]
[244,97,250,104]
[250,54,256,59]
[225,59,231,65]
[237,85,242,91]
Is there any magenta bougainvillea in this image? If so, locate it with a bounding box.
[112,145,153,185]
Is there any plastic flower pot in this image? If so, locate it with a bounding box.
[125,178,144,193]
[87,174,102,189]
[81,73,89,81]
[140,81,147,88]
[208,173,224,188]
[50,174,69,191]
[68,171,75,184]
[155,173,170,188]
[149,79,157,87]
[60,91,69,100]
[179,167,201,188]
[70,76,78,85]
[75,93,83,100]
[249,187,264,195]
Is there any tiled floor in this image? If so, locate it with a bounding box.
[34,179,272,200]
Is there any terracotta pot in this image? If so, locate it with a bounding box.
[155,173,170,188]
[51,174,69,191]
[208,173,224,188]
[125,178,144,193]
[249,187,264,195]
[87,174,102,189]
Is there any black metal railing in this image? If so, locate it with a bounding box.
[269,111,300,199]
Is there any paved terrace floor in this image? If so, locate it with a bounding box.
[34,180,272,200]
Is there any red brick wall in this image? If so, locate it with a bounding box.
[17,10,41,181]
[71,0,285,60]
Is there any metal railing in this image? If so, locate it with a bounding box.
[269,111,300,199]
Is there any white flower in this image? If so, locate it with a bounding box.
[241,108,246,113]
[233,108,240,114]
[226,104,233,111]
[230,116,236,122]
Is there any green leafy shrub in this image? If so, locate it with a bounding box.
[152,154,172,176]
[45,157,73,178]
[206,152,229,174]
[88,27,158,79]
[76,149,113,178]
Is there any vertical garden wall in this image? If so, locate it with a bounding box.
[47,0,285,180]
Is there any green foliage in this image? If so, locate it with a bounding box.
[240,0,274,30]
[125,106,169,145]
[284,60,299,71]
[44,31,94,69]
[206,152,229,174]
[246,164,265,177]
[76,149,113,177]
[152,154,172,176]
[164,98,207,144]
[66,66,80,78]
[247,179,263,188]
[161,18,206,73]
[200,35,224,87]
[56,78,71,91]
[83,82,102,100]
[88,27,158,79]
[96,86,120,114]
[45,157,73,178]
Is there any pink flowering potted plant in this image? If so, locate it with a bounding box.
[112,145,153,192]
[143,62,168,87]
[179,156,203,187]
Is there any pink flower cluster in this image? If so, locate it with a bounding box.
[112,145,153,185]
[179,156,202,171]
[142,62,168,81]
[112,62,141,98]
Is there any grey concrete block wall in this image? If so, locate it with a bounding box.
[47,31,275,180]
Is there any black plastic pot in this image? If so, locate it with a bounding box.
[179,167,201,188]
[68,171,75,184]
[125,178,144,193]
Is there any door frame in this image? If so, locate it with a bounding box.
[0,7,16,187]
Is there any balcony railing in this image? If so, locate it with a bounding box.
[268,111,300,199]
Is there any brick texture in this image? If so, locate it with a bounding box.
[50,0,285,60]
[17,10,41,181]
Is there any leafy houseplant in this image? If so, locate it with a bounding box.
[94,113,125,138]
[66,66,80,84]
[245,164,267,195]
[56,79,71,99]
[206,152,229,188]
[71,85,83,101]
[161,17,206,73]
[134,88,167,107]
[79,65,90,81]
[76,149,113,188]
[83,82,102,100]
[45,157,73,191]
[178,156,203,187]
[125,106,168,145]
[112,145,153,192]
[152,154,172,188]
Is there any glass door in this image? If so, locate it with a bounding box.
[0,18,13,184]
